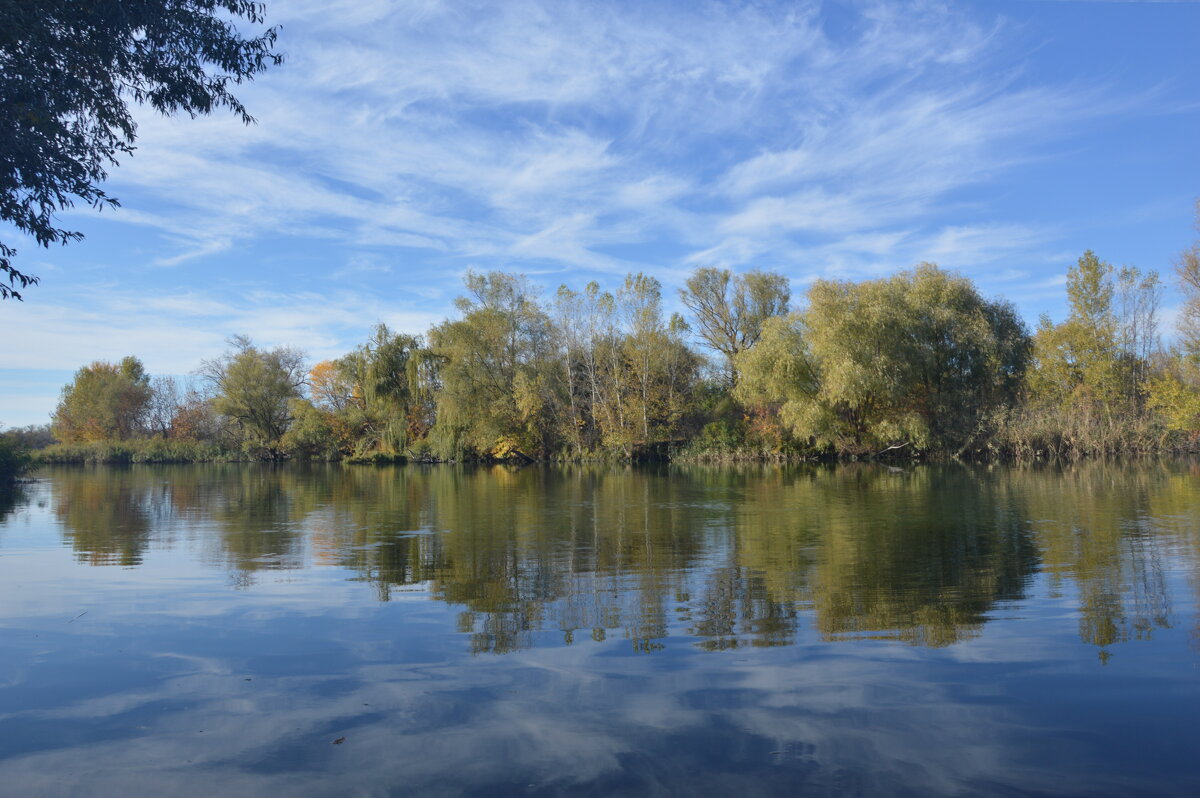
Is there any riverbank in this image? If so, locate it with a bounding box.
[26,429,1200,468]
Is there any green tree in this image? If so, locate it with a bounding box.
[1028,252,1120,410]
[619,274,699,450]
[279,398,341,460]
[0,424,54,450]
[52,356,153,442]
[736,264,1029,453]
[427,272,558,459]
[1174,200,1200,357]
[680,267,790,384]
[1028,251,1159,416]
[1146,202,1200,433]
[337,324,426,454]
[1147,361,1200,434]
[199,336,306,456]
[1,0,283,299]
[734,314,819,428]
[0,436,30,483]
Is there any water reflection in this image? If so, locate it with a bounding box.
[0,482,22,527]
[4,461,1200,797]
[52,467,164,566]
[37,460,1200,660]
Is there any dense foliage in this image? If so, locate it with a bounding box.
[51,356,153,442]
[0,0,282,298]
[198,336,306,457]
[0,436,30,482]
[736,264,1028,455]
[15,231,1200,463]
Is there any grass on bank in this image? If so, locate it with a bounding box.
[34,439,240,465]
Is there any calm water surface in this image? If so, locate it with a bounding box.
[1,462,1198,796]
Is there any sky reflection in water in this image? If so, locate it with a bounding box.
[1,462,1198,796]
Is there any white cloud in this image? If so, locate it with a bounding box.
[0,287,443,377]
[84,0,1112,282]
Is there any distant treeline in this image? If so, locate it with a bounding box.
[6,213,1200,469]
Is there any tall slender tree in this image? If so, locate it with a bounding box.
[680,267,790,384]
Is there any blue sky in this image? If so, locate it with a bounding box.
[2,0,1198,426]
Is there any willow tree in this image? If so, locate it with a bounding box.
[427,272,558,459]
[199,336,306,456]
[736,264,1029,454]
[336,324,426,455]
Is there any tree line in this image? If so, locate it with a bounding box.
[8,209,1200,467]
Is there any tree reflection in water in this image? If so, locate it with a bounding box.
[42,460,1200,660]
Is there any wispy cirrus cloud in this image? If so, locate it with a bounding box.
[4,0,1197,424]
[0,287,444,375]
[100,0,1115,279]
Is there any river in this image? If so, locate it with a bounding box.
[1,462,1198,796]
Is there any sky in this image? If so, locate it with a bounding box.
[2,0,1198,427]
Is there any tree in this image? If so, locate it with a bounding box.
[736,264,1029,453]
[1028,251,1159,415]
[199,336,306,455]
[0,434,31,482]
[1147,360,1200,434]
[1114,265,1162,406]
[618,274,699,449]
[169,386,223,443]
[308,360,356,413]
[0,423,54,450]
[679,267,790,384]
[146,375,181,438]
[1175,200,1200,356]
[336,324,427,455]
[1146,201,1200,433]
[551,284,594,455]
[1,0,283,299]
[52,356,152,442]
[280,398,341,460]
[427,272,558,459]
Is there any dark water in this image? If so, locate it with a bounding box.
[1,462,1198,797]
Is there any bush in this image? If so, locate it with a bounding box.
[33,439,233,464]
[344,451,408,465]
[131,438,227,463]
[34,442,133,465]
[984,404,1182,459]
[0,437,31,481]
